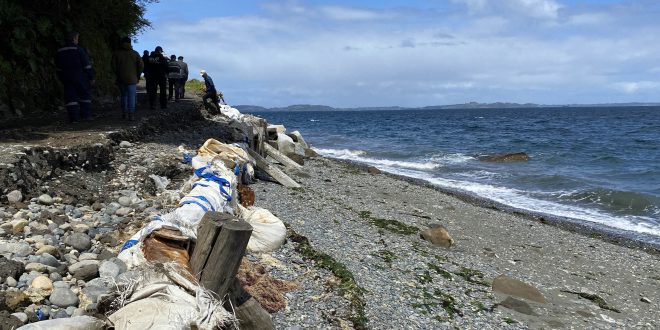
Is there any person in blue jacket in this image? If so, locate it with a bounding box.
[55,32,95,123]
[200,70,220,112]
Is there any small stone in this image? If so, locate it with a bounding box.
[11,312,28,323]
[38,194,54,205]
[30,275,53,292]
[52,309,69,319]
[492,275,546,303]
[25,262,48,273]
[49,287,79,307]
[0,256,25,279]
[35,245,59,256]
[6,276,18,287]
[98,261,120,279]
[78,253,98,261]
[49,273,63,282]
[119,141,132,148]
[640,297,651,303]
[38,253,60,267]
[118,196,132,207]
[115,207,131,217]
[3,291,29,311]
[65,306,77,316]
[420,224,454,248]
[91,202,103,211]
[6,190,22,203]
[64,232,92,251]
[72,224,90,233]
[68,260,99,281]
[11,219,28,234]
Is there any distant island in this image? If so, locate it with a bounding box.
[235,102,660,112]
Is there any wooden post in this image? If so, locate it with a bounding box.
[190,212,253,299]
[247,148,301,188]
[191,212,275,329]
[263,143,304,171]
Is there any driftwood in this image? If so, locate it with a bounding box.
[263,143,303,171]
[247,148,301,188]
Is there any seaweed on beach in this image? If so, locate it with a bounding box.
[358,210,419,235]
[287,228,368,329]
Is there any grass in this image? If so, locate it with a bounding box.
[412,289,462,319]
[371,249,397,266]
[288,228,368,329]
[428,263,453,281]
[358,210,419,235]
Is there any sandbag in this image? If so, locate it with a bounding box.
[240,206,286,252]
[276,133,296,155]
[219,104,242,120]
[198,138,251,169]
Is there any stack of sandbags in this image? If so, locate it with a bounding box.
[266,124,314,164]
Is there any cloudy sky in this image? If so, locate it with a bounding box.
[134,0,660,107]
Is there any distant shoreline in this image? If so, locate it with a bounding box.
[237,103,660,112]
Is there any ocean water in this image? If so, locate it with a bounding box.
[249,107,660,243]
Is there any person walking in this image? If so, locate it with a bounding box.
[200,70,220,112]
[177,56,188,99]
[55,31,95,123]
[167,54,182,102]
[141,50,149,80]
[146,46,169,110]
[111,37,143,121]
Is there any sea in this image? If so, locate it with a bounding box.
[248,106,660,245]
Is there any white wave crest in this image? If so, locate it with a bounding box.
[429,153,474,165]
[314,148,440,170]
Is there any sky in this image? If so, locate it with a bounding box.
[134,0,660,108]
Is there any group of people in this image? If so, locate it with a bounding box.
[56,32,225,123]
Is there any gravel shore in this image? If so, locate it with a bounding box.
[0,98,658,329]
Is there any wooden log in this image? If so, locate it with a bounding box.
[190,212,253,299]
[247,148,301,188]
[225,279,275,330]
[263,143,303,170]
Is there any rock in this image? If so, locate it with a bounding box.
[420,224,454,248]
[115,207,131,217]
[11,219,28,234]
[1,291,29,311]
[492,275,546,303]
[6,190,23,203]
[83,279,111,303]
[267,124,286,134]
[52,309,69,319]
[500,296,536,315]
[118,196,132,207]
[304,148,318,158]
[640,297,651,303]
[287,130,309,148]
[36,245,59,256]
[30,223,51,235]
[50,273,63,282]
[119,141,132,148]
[0,310,24,329]
[98,261,120,279]
[288,153,305,166]
[72,224,90,233]
[0,242,32,257]
[78,253,98,261]
[38,253,60,267]
[30,275,53,292]
[11,311,28,323]
[38,194,54,205]
[0,256,25,280]
[478,152,530,162]
[366,166,381,174]
[64,232,92,251]
[91,202,103,211]
[6,276,18,287]
[49,288,80,308]
[25,262,48,273]
[68,260,99,281]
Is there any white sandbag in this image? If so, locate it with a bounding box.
[240,206,286,252]
[276,133,296,155]
[17,316,105,330]
[287,130,309,149]
[219,104,242,120]
[198,138,251,169]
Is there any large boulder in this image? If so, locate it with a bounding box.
[420,224,454,248]
[478,152,530,162]
[287,131,309,149]
[492,275,546,303]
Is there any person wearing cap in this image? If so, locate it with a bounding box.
[146,46,169,109]
[167,54,183,102]
[55,31,95,123]
[111,37,144,121]
[200,70,220,112]
[177,56,189,99]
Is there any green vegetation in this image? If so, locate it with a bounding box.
[371,249,397,266]
[412,289,462,319]
[503,317,518,324]
[454,267,489,286]
[0,0,154,120]
[288,229,368,329]
[427,263,453,280]
[416,270,433,284]
[359,210,419,235]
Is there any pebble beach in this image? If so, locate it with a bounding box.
[0,99,658,329]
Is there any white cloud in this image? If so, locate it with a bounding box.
[612,81,660,94]
[320,6,391,21]
[452,0,562,20]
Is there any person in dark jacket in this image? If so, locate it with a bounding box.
[167,54,182,102]
[177,56,189,99]
[146,46,169,109]
[200,70,220,112]
[112,37,144,121]
[141,50,149,80]
[55,31,95,123]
